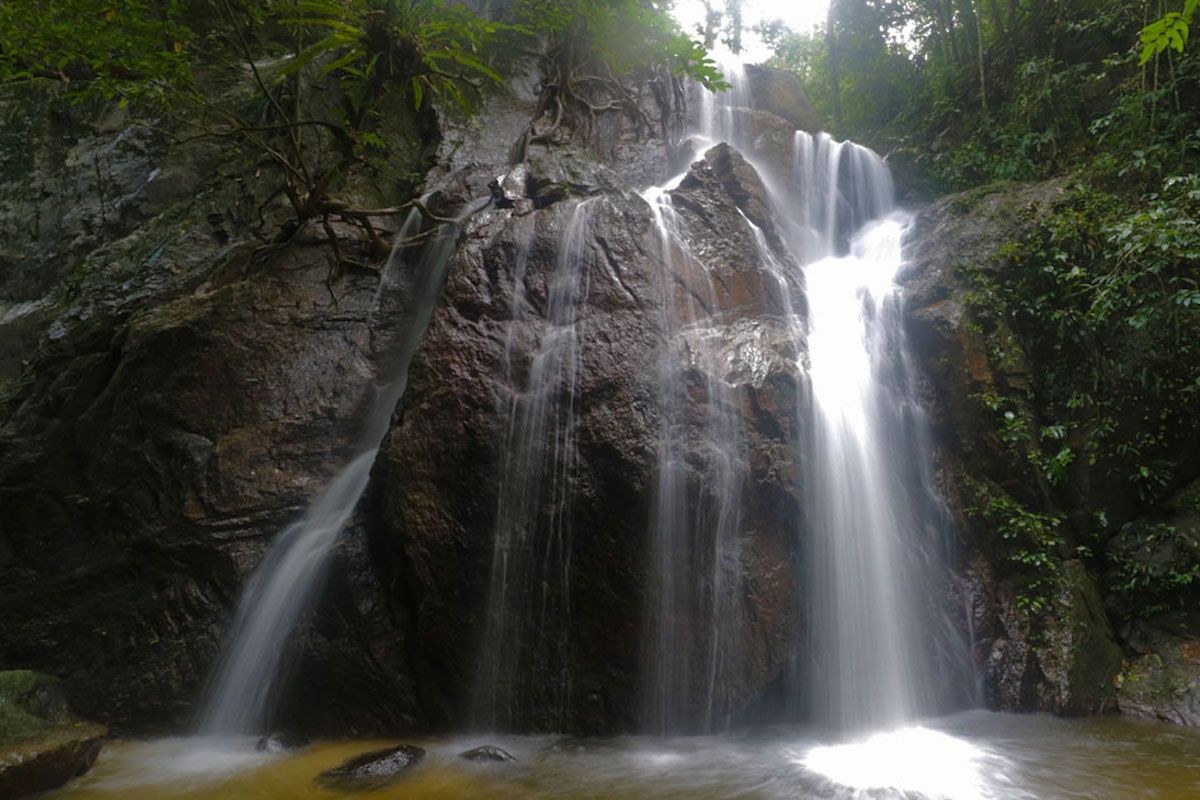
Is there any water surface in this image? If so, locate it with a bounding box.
[50,712,1200,800]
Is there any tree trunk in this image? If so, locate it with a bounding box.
[942,0,961,64]
[827,1,842,127]
[987,0,1007,40]
[976,0,988,113]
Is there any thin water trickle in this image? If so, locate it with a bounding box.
[473,199,597,730]
[641,178,747,733]
[198,201,482,736]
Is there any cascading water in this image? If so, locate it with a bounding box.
[674,54,972,735]
[473,199,595,731]
[198,202,479,736]
[789,134,974,733]
[641,182,747,734]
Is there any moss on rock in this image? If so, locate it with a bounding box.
[0,670,106,799]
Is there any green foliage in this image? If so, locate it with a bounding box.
[965,178,1200,509]
[965,478,1066,613]
[0,0,195,106]
[1107,520,1200,619]
[761,3,917,142]
[279,0,513,115]
[1139,0,1198,65]
[518,0,728,91]
[759,1,1200,193]
[959,176,1200,627]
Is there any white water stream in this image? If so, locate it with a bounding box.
[198,201,481,736]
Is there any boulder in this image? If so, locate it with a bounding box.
[380,141,803,733]
[0,670,107,799]
[459,744,517,762]
[901,181,1129,716]
[316,743,425,791]
[963,560,1121,714]
[0,74,431,734]
[743,65,822,134]
[1117,627,1200,726]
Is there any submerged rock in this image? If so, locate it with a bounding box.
[316,743,425,790]
[459,744,517,762]
[255,731,310,753]
[0,670,106,799]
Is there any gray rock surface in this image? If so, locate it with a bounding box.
[0,75,430,733]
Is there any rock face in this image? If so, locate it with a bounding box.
[1,45,819,736]
[1117,627,1200,726]
[898,180,1200,717]
[960,560,1121,714]
[684,65,822,179]
[0,671,106,799]
[0,77,433,734]
[1106,480,1200,725]
[379,142,803,733]
[743,65,822,134]
[902,182,1128,713]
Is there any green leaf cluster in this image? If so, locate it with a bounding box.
[1139,0,1198,65]
[964,478,1066,614]
[1106,520,1200,620]
[0,0,196,106]
[518,0,728,91]
[277,0,514,115]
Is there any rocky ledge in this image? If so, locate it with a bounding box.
[0,671,106,799]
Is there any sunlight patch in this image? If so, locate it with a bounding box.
[797,726,996,800]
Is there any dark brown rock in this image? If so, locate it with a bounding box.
[459,744,517,762]
[0,79,432,734]
[380,143,803,733]
[743,65,823,134]
[901,182,1127,716]
[316,743,425,791]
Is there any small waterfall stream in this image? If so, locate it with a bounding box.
[641,182,747,734]
[197,49,970,750]
[788,136,973,733]
[198,202,480,736]
[473,199,596,730]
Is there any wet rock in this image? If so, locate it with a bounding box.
[1117,627,1200,726]
[0,671,107,799]
[381,139,803,733]
[459,744,517,762]
[0,74,430,734]
[964,557,1121,715]
[316,743,425,791]
[743,65,822,134]
[256,731,310,753]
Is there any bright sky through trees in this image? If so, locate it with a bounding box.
[673,0,830,62]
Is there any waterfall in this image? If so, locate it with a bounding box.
[197,202,477,736]
[791,135,973,731]
[663,54,972,733]
[472,199,596,730]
